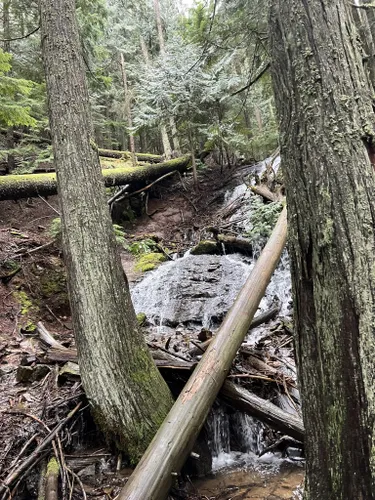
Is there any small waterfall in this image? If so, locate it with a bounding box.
[130,158,296,473]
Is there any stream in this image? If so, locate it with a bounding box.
[130,158,303,498]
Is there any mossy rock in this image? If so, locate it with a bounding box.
[190,240,220,256]
[134,252,167,272]
[13,290,38,315]
[40,268,67,298]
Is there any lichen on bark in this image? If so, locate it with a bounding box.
[270,0,375,498]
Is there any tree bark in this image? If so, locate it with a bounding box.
[160,123,172,159]
[118,207,287,500]
[270,1,375,498]
[120,53,135,155]
[39,0,173,463]
[153,0,165,53]
[352,1,375,89]
[0,155,190,200]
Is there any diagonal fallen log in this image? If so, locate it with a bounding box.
[118,206,288,500]
[221,380,304,442]
[0,155,190,201]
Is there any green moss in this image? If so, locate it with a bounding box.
[24,321,37,332]
[134,252,166,272]
[190,240,220,255]
[13,290,38,315]
[46,457,59,476]
[40,268,66,298]
[137,312,147,326]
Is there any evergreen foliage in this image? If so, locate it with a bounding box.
[0,0,279,169]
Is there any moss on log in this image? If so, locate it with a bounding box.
[99,148,163,163]
[0,155,191,201]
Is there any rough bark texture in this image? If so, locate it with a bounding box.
[118,208,287,500]
[270,1,375,498]
[352,1,375,89]
[39,0,173,463]
[0,155,190,200]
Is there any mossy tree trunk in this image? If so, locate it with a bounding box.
[270,1,375,498]
[39,0,173,463]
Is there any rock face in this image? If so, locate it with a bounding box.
[131,254,253,328]
[131,251,291,330]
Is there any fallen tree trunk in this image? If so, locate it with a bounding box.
[221,380,304,442]
[251,184,280,202]
[98,148,163,163]
[0,155,190,201]
[118,207,288,500]
[217,234,253,255]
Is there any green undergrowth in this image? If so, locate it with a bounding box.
[134,252,166,272]
[247,196,283,243]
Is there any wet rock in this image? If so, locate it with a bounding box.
[190,240,220,256]
[33,364,50,381]
[132,254,254,328]
[17,364,50,383]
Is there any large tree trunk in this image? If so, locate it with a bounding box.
[118,207,287,500]
[0,155,190,200]
[270,1,375,498]
[39,0,173,463]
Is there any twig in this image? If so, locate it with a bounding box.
[45,305,72,331]
[0,25,40,42]
[38,195,60,216]
[129,171,178,197]
[147,342,192,363]
[13,241,54,257]
[65,466,87,500]
[107,184,130,206]
[0,403,82,496]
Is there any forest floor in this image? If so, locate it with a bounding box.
[0,161,303,499]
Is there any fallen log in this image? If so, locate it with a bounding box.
[217,234,253,255]
[0,155,191,201]
[251,184,279,202]
[98,148,163,163]
[221,380,304,442]
[118,207,288,500]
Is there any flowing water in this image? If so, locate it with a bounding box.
[130,158,302,493]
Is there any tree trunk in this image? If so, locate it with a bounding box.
[160,123,172,159]
[119,52,135,155]
[39,0,173,463]
[118,207,287,500]
[0,155,191,200]
[2,0,10,53]
[153,0,165,53]
[270,1,375,498]
[169,116,181,155]
[3,0,15,174]
[153,0,180,158]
